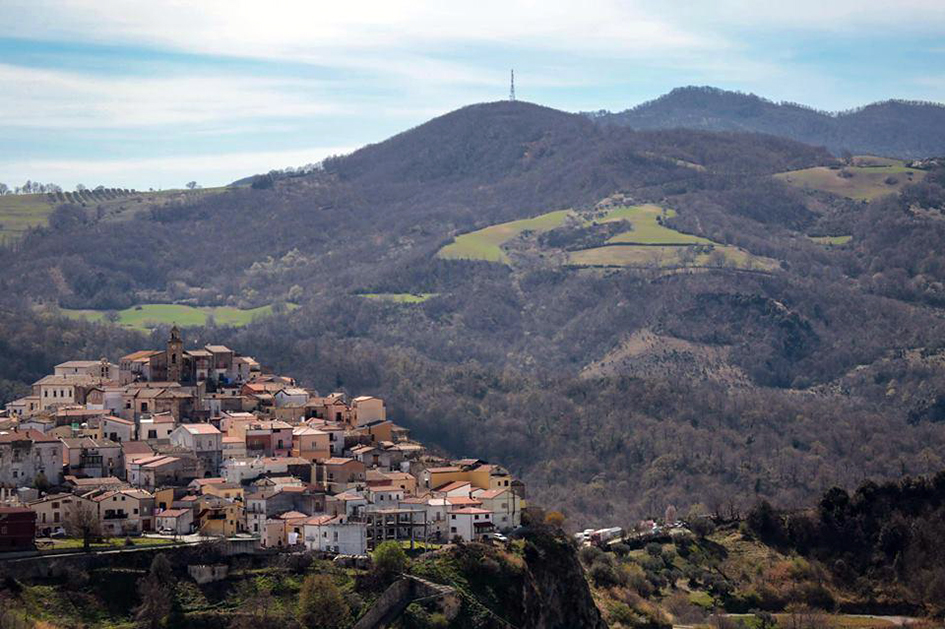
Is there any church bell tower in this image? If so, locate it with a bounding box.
[167,325,183,382]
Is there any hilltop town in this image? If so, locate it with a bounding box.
[0,326,524,555]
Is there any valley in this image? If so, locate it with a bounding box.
[4,3,945,625]
[2,97,945,564]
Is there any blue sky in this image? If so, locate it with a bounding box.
[0,0,943,190]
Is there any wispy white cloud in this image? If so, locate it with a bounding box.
[0,63,343,128]
[0,1,726,62]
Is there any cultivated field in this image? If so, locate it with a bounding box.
[775,157,925,200]
[436,203,776,271]
[61,302,296,331]
[0,193,58,242]
[567,243,776,270]
[437,209,572,263]
[809,235,852,245]
[360,292,439,303]
[596,204,713,245]
[570,204,777,270]
[0,187,230,242]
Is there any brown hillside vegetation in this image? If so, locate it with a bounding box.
[2,101,945,526]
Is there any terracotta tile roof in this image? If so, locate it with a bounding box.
[278,511,308,520]
[450,507,491,515]
[434,480,471,493]
[0,429,58,443]
[102,415,134,426]
[446,496,482,507]
[472,488,508,499]
[142,456,180,469]
[122,441,154,455]
[121,350,161,361]
[191,477,226,486]
[425,466,461,474]
[370,485,402,493]
[322,457,358,466]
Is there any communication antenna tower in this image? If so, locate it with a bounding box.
[509,69,516,101]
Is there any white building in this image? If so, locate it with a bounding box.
[155,508,194,534]
[274,388,309,408]
[448,507,494,542]
[100,416,135,443]
[303,514,367,555]
[170,423,222,475]
[400,497,450,541]
[0,429,63,487]
[472,487,523,531]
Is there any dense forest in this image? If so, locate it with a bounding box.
[746,472,945,614]
[590,86,945,159]
[2,100,945,526]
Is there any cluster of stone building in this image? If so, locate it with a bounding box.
[0,328,524,554]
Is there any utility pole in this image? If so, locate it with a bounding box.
[509,69,516,101]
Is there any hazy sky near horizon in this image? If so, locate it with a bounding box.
[1,0,944,190]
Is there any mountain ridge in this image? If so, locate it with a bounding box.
[588,85,945,158]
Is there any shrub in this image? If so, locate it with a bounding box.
[298,574,351,629]
[690,517,716,538]
[544,511,566,528]
[372,541,408,577]
[579,545,603,565]
[590,557,625,588]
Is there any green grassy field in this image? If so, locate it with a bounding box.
[0,193,57,242]
[38,536,176,551]
[61,302,297,331]
[437,203,776,271]
[809,235,853,245]
[571,204,776,270]
[598,204,714,245]
[437,209,573,263]
[775,158,926,200]
[359,292,439,303]
[0,187,229,243]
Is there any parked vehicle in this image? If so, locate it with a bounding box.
[590,527,623,545]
